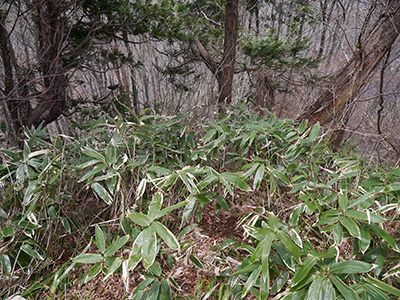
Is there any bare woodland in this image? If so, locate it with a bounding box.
[1,0,400,163]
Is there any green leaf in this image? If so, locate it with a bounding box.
[91,182,113,205]
[331,275,359,300]
[0,254,12,275]
[298,120,308,134]
[21,244,44,260]
[275,241,295,271]
[156,199,190,219]
[289,229,303,248]
[0,207,7,219]
[195,194,212,204]
[364,283,390,300]
[131,277,156,298]
[305,275,335,300]
[330,261,373,274]
[148,280,160,300]
[220,172,251,191]
[106,143,117,165]
[104,235,129,257]
[128,213,151,227]
[189,254,204,270]
[268,214,279,230]
[348,192,374,209]
[216,196,230,210]
[2,225,14,237]
[308,122,320,142]
[149,262,162,277]
[148,193,163,222]
[260,273,270,300]
[24,180,39,205]
[345,210,385,223]
[148,166,172,175]
[251,227,275,241]
[359,226,371,254]
[128,231,143,270]
[78,163,107,183]
[136,178,147,200]
[77,159,101,169]
[95,226,106,253]
[315,215,339,226]
[74,253,103,264]
[242,163,259,179]
[181,198,197,227]
[251,233,274,263]
[160,279,172,300]
[383,182,400,192]
[84,263,102,283]
[291,256,316,287]
[61,217,71,232]
[82,147,106,163]
[198,174,218,190]
[254,164,265,190]
[339,216,361,238]
[368,223,399,251]
[151,221,180,250]
[333,223,343,245]
[141,227,157,268]
[178,224,197,240]
[338,194,349,211]
[242,265,262,298]
[271,271,289,295]
[202,128,216,143]
[289,204,304,227]
[364,275,400,297]
[104,257,122,281]
[233,262,260,275]
[278,231,301,263]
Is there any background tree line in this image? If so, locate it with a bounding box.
[1,0,400,162]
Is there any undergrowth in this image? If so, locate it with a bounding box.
[1,104,400,299]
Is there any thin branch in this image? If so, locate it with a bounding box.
[201,10,223,27]
[194,36,219,74]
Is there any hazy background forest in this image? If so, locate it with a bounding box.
[1,0,400,161]
[3,1,400,300]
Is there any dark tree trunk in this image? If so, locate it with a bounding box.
[28,0,67,127]
[195,0,239,111]
[297,0,400,125]
[217,0,239,106]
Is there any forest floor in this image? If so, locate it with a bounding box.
[33,193,272,300]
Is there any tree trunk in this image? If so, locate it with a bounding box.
[255,70,274,113]
[297,0,400,125]
[28,0,67,128]
[195,0,239,110]
[217,0,239,106]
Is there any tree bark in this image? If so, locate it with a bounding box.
[255,70,274,113]
[218,0,239,106]
[194,0,239,110]
[28,0,67,127]
[297,0,400,125]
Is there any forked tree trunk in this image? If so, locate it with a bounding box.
[195,0,239,110]
[297,0,400,125]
